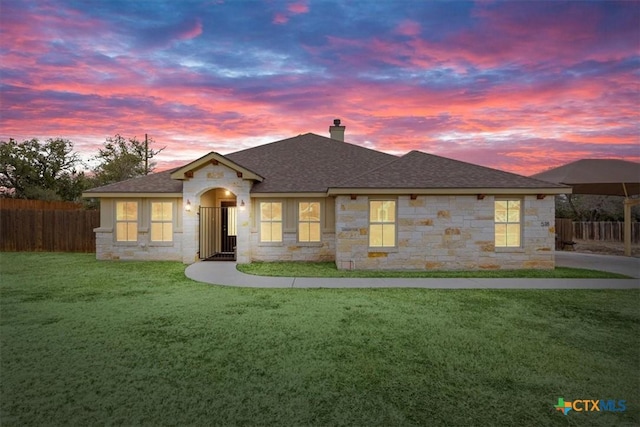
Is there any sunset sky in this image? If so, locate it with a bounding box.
[1,0,638,176]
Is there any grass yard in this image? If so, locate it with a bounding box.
[237,261,630,278]
[1,253,638,426]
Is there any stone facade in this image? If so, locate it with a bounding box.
[95,190,556,269]
[95,228,184,261]
[248,197,336,262]
[250,231,336,262]
[88,131,566,270]
[334,194,555,270]
[94,197,183,261]
[182,162,253,264]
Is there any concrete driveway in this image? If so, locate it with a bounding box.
[556,251,640,278]
[185,252,640,289]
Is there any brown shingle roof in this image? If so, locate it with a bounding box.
[334,150,569,190]
[225,133,397,193]
[84,168,183,194]
[84,135,568,196]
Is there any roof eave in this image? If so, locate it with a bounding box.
[327,187,571,196]
[82,192,183,198]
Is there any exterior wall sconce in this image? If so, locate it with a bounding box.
[185,200,192,212]
[239,200,246,211]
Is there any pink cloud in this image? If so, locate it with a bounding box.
[395,20,421,37]
[177,19,202,40]
[1,2,637,178]
[272,13,288,25]
[288,2,309,14]
[273,2,308,25]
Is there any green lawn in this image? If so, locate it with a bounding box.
[238,261,630,278]
[1,253,638,426]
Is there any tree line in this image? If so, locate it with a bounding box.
[555,194,639,222]
[0,135,164,203]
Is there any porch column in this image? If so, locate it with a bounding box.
[235,191,251,264]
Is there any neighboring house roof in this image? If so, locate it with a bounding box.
[531,158,640,196]
[83,168,183,197]
[329,150,569,194]
[83,133,569,197]
[225,133,396,193]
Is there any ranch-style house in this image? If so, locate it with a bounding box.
[83,120,568,270]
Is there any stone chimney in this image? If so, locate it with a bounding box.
[329,118,345,141]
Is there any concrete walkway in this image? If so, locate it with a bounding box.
[185,253,640,289]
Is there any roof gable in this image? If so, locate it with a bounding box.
[170,152,264,181]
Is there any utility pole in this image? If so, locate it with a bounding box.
[144,133,149,175]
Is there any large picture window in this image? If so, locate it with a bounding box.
[369,200,396,247]
[260,202,282,242]
[298,202,321,242]
[151,202,173,242]
[495,200,521,247]
[116,201,138,242]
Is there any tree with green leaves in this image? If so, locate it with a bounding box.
[0,138,88,201]
[91,134,165,186]
[555,194,640,221]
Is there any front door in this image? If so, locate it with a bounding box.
[198,204,237,261]
[220,201,237,256]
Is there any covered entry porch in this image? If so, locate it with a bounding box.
[198,188,239,261]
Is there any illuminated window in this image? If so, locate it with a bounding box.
[495,200,521,247]
[260,202,282,242]
[299,202,321,242]
[116,201,138,242]
[369,200,396,247]
[151,202,173,242]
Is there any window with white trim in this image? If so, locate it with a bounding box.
[494,200,521,247]
[116,201,138,242]
[369,200,396,247]
[260,202,282,242]
[298,202,321,242]
[151,202,173,242]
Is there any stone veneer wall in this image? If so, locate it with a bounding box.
[95,229,183,261]
[182,163,253,264]
[334,194,555,270]
[249,197,336,262]
[250,231,336,262]
[95,197,183,261]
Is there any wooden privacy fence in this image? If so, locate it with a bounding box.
[573,221,640,244]
[554,218,574,250]
[0,198,85,211]
[0,199,99,252]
